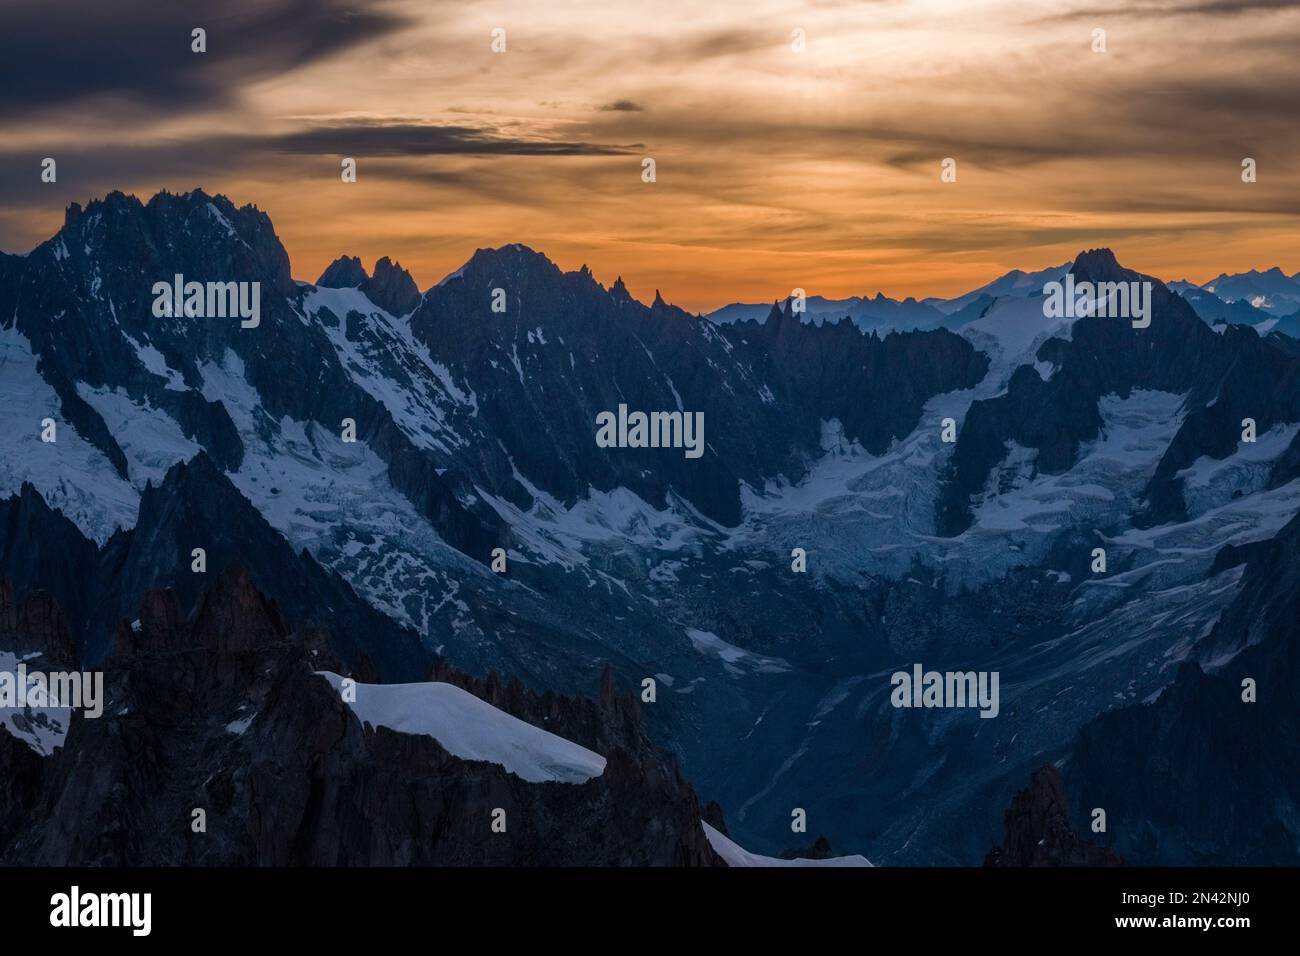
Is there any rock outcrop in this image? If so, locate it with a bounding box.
[984,764,1123,867]
[360,256,421,316]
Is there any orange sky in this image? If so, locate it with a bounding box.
[3,0,1299,311]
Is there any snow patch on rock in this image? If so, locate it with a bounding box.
[316,672,607,784]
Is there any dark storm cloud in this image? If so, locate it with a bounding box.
[266,121,638,157]
[0,0,412,119]
[599,100,646,112]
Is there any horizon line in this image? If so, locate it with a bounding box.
[9,187,1299,315]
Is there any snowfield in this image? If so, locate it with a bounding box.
[702,821,872,867]
[316,672,607,784]
[0,325,140,543]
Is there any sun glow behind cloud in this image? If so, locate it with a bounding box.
[1,0,1299,310]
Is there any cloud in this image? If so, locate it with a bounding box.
[0,0,412,120]
[266,120,638,156]
[1,0,1298,304]
[0,119,636,249]
[1040,0,1300,18]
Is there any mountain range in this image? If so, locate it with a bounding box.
[2,188,1298,865]
[711,261,1300,341]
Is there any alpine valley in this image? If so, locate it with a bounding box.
[2,189,1298,865]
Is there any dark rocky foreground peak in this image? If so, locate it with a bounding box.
[0,566,722,866]
[984,765,1122,867]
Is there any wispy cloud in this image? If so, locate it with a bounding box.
[1041,0,1300,20]
[267,120,637,156]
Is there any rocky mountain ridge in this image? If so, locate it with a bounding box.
[3,188,1300,864]
[0,564,723,866]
